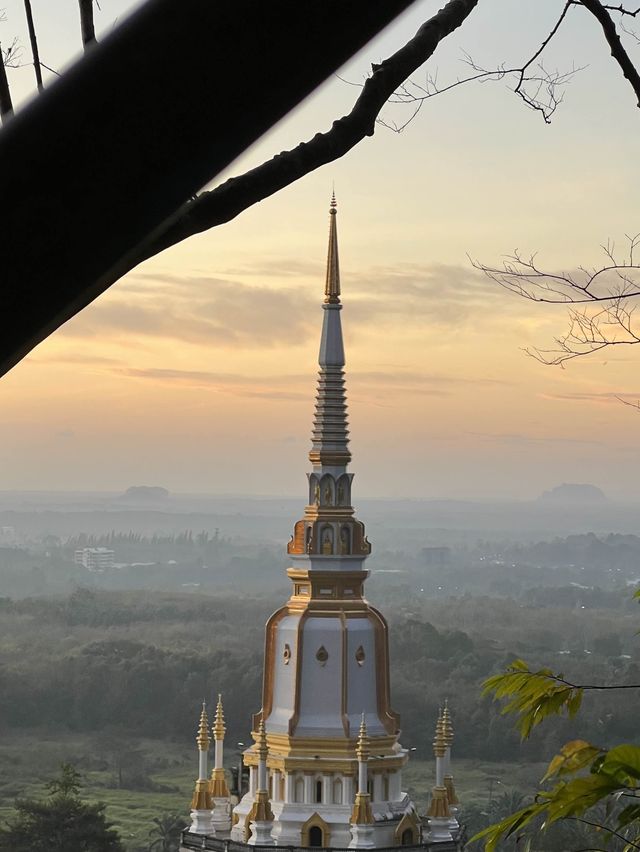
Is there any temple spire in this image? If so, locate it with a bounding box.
[324,192,340,304]
[310,195,350,469]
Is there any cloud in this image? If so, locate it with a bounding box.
[541,391,640,405]
[57,261,521,349]
[61,276,317,348]
[55,429,75,439]
[467,430,603,447]
[112,364,499,402]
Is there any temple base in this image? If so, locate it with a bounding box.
[348,823,375,849]
[248,820,275,845]
[189,809,214,836]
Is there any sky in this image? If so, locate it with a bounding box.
[3,0,640,500]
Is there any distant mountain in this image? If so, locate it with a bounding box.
[538,483,606,504]
[118,486,170,503]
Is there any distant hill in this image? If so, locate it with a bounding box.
[118,486,170,503]
[538,483,606,504]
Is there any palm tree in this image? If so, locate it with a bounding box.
[147,814,188,852]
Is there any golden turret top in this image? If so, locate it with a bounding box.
[433,708,446,759]
[355,713,370,762]
[213,693,226,740]
[255,718,268,761]
[196,702,210,751]
[441,700,454,748]
[324,192,341,304]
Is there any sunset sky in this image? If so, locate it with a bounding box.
[3,0,640,500]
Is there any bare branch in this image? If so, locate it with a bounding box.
[78,0,96,49]
[23,0,43,90]
[600,3,640,16]
[0,40,14,120]
[373,0,580,129]
[475,236,640,365]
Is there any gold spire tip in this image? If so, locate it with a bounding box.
[330,189,337,212]
[197,703,210,750]
[213,693,226,739]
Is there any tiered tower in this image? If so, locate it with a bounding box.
[230,196,420,848]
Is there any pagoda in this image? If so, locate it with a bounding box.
[180,197,465,851]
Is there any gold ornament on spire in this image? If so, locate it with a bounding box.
[356,713,370,762]
[213,693,226,740]
[442,700,454,748]
[433,709,446,759]
[255,718,268,762]
[324,192,341,304]
[196,702,210,751]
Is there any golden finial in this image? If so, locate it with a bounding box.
[324,191,341,304]
[442,700,454,747]
[255,718,268,761]
[196,702,210,751]
[426,785,450,819]
[433,709,446,758]
[213,693,226,740]
[356,712,370,761]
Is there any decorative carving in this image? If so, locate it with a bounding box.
[283,644,291,665]
[316,646,329,666]
[313,483,320,505]
[355,645,365,666]
[321,526,333,555]
[337,482,345,504]
[324,484,333,505]
[340,525,350,555]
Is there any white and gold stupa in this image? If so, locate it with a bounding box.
[181,197,464,851]
[229,194,420,849]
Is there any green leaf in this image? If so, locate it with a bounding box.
[599,745,640,785]
[542,739,602,782]
[482,661,584,739]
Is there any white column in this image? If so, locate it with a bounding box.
[214,737,224,771]
[358,761,367,794]
[304,774,314,804]
[372,774,383,803]
[258,757,267,792]
[343,775,354,805]
[284,772,294,803]
[322,774,332,804]
[390,771,401,800]
[249,766,257,797]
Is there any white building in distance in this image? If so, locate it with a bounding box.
[74,547,115,571]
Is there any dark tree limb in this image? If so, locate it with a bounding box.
[23,0,43,90]
[0,42,13,120]
[575,0,640,106]
[133,0,481,266]
[78,0,96,49]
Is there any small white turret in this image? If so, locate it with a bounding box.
[442,701,460,833]
[349,714,375,849]
[426,709,452,843]
[247,720,274,846]
[189,703,213,835]
[210,694,232,834]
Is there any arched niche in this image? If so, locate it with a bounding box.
[320,473,334,506]
[320,525,334,555]
[332,777,343,804]
[309,474,320,506]
[395,812,420,846]
[301,812,331,848]
[337,473,350,506]
[339,524,351,555]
